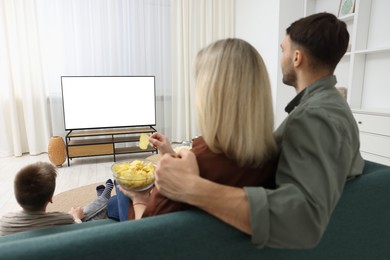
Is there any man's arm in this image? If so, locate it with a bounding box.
[154,150,326,248]
[155,150,328,248]
[155,148,337,249]
[249,105,364,249]
[154,151,252,234]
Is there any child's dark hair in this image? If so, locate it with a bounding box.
[14,162,57,211]
[286,12,349,71]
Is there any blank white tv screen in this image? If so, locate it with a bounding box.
[61,76,156,130]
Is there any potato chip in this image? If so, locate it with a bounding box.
[139,133,150,150]
[112,160,155,190]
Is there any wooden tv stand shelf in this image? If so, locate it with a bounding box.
[65,127,157,166]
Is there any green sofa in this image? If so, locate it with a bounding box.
[0,160,389,259]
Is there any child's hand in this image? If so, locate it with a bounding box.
[149,132,175,155]
[69,206,84,220]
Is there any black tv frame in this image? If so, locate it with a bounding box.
[60,75,157,131]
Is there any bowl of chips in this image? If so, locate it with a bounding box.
[111,159,156,191]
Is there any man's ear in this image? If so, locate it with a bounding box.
[293,50,303,67]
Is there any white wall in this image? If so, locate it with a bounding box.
[235,0,304,128]
[234,0,280,125]
[274,0,305,127]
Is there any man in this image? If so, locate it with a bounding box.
[152,12,364,248]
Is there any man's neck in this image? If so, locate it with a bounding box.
[295,69,332,94]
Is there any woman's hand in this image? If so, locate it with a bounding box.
[118,185,153,220]
[118,185,152,205]
[149,132,175,155]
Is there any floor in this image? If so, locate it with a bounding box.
[0,152,149,218]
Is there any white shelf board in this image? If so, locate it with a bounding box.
[352,108,390,116]
[339,13,355,22]
[354,47,390,54]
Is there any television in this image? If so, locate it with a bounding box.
[61,76,156,131]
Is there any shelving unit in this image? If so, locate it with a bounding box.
[65,127,157,166]
[302,0,390,166]
[352,109,390,165]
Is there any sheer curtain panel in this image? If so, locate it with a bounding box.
[0,0,52,157]
[170,0,234,142]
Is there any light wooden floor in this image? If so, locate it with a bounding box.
[0,153,149,218]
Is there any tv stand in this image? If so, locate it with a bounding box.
[65,126,157,166]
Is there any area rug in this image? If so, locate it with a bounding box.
[47,183,116,213]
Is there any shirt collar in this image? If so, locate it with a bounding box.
[285,90,305,114]
[284,75,336,114]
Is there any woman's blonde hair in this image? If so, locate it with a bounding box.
[195,38,277,168]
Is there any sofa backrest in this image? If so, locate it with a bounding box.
[0,160,389,259]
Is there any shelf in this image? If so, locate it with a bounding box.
[68,137,114,146]
[68,144,114,157]
[113,136,140,143]
[65,126,157,166]
[115,146,156,154]
[352,109,390,117]
[354,47,390,54]
[352,110,390,165]
[68,127,155,137]
[360,151,390,167]
[338,13,354,22]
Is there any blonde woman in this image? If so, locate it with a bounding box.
[121,38,278,219]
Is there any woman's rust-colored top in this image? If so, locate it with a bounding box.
[140,136,277,218]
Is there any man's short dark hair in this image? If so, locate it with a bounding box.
[14,162,57,211]
[286,12,349,71]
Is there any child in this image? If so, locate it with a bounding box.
[0,161,116,236]
[0,162,85,236]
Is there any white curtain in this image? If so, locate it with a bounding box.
[170,0,235,142]
[0,0,52,157]
[0,0,172,157]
